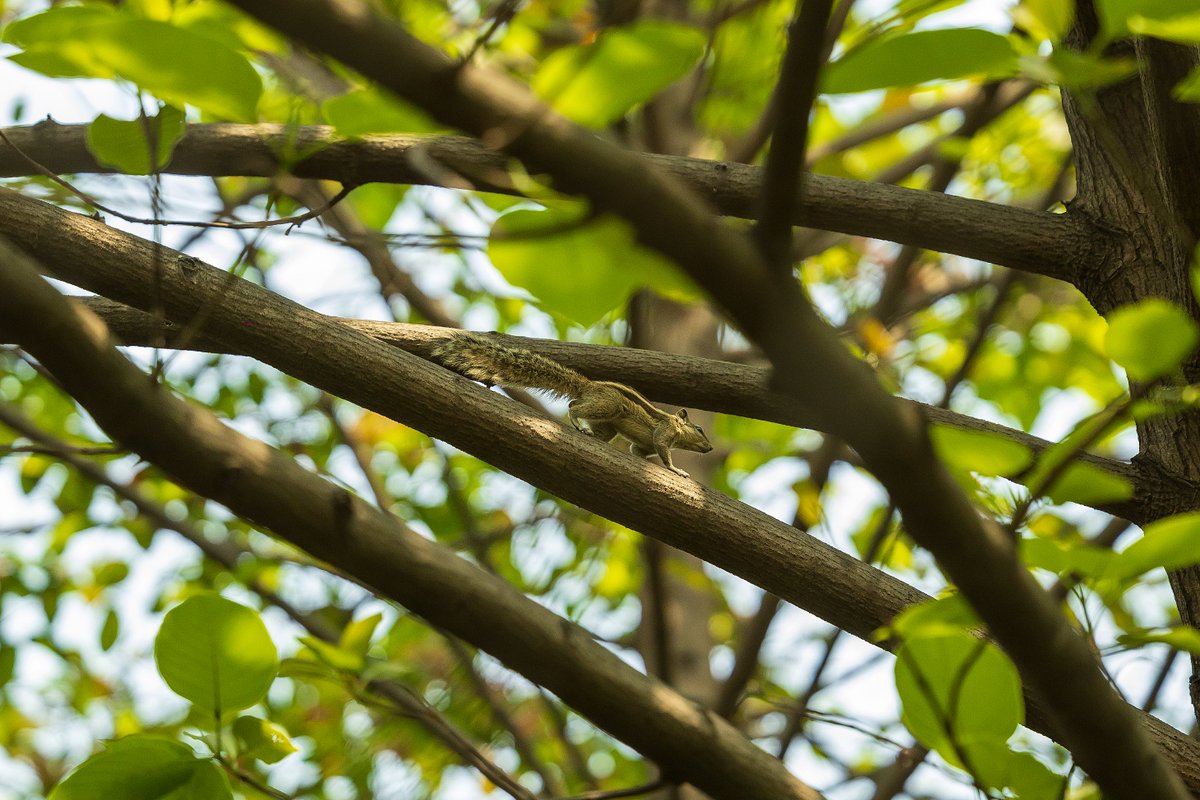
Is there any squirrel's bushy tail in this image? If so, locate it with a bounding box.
[433,333,590,399]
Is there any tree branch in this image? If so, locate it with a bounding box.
[211,2,1191,795]
[755,0,833,268]
[0,235,826,800]
[0,403,541,800]
[0,121,1088,282]
[2,188,1199,793]
[69,293,1150,525]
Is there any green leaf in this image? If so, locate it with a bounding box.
[232,716,297,765]
[0,644,15,689]
[100,608,119,652]
[967,742,1067,799]
[1020,536,1116,577]
[1043,461,1133,505]
[823,29,1019,94]
[895,631,1022,757]
[49,736,231,800]
[340,613,383,657]
[1128,11,1200,43]
[322,88,441,136]
[3,6,118,78]
[532,20,706,127]
[1025,49,1138,90]
[1107,512,1200,579]
[887,594,979,640]
[1104,298,1199,381]
[154,594,278,716]
[930,424,1032,476]
[87,107,186,174]
[299,635,365,672]
[1176,66,1200,103]
[92,19,261,121]
[489,206,701,326]
[5,9,261,120]
[19,454,52,494]
[93,561,130,587]
[1096,0,1200,40]
[1117,626,1200,654]
[1013,0,1074,41]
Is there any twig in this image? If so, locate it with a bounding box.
[0,127,351,230]
[754,0,834,270]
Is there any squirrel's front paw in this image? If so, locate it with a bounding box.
[668,465,691,478]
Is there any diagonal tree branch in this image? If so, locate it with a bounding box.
[0,402,542,800]
[0,236,826,800]
[755,0,833,268]
[0,122,1093,282]
[71,293,1152,524]
[213,2,1190,796]
[2,187,1199,793]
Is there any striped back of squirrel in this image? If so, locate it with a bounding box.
[433,333,591,400]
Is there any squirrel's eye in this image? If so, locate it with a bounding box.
[696,426,705,435]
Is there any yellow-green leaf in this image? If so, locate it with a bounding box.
[533,21,705,127]
[930,424,1033,476]
[823,29,1019,94]
[87,107,186,174]
[1104,298,1199,381]
[154,594,278,716]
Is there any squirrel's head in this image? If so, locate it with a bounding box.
[672,408,713,453]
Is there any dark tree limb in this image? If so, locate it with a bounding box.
[0,122,1090,282]
[0,235,827,800]
[209,2,1190,795]
[2,192,1198,791]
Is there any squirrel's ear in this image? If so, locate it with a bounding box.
[676,408,689,420]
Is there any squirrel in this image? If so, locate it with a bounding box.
[433,333,713,478]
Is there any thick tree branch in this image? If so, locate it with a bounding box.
[0,403,541,800]
[755,0,832,267]
[0,122,1088,282]
[74,294,1150,524]
[213,3,1190,795]
[3,182,1199,794]
[0,236,825,800]
[0,186,928,687]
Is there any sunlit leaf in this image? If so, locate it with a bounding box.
[300,635,365,672]
[154,594,278,716]
[886,594,979,640]
[339,613,382,657]
[49,736,231,800]
[232,716,297,764]
[87,107,186,174]
[1105,298,1199,381]
[1117,626,1200,654]
[5,8,261,120]
[1108,512,1200,579]
[930,424,1033,476]
[1043,461,1133,505]
[323,88,441,136]
[1127,10,1200,42]
[1025,49,1137,90]
[1176,66,1200,102]
[489,206,700,325]
[2,5,117,78]
[968,741,1068,799]
[1096,0,1200,40]
[533,21,706,127]
[1020,536,1116,577]
[895,631,1023,757]
[823,29,1019,94]
[100,608,119,651]
[1013,0,1074,41]
[0,646,15,688]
